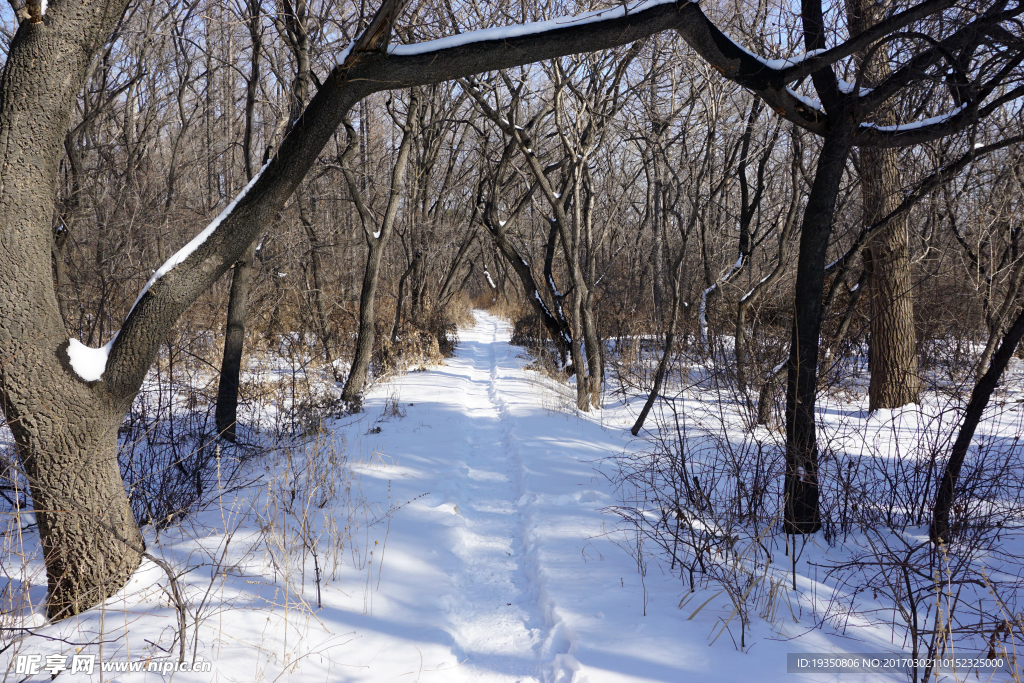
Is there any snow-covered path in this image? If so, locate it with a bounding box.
[317,311,693,682]
[6,311,906,683]
[351,312,609,682]
[427,316,552,680]
[330,311,723,682]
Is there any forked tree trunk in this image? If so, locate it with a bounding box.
[0,1,143,619]
[341,100,417,405]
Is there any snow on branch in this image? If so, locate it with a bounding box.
[66,162,271,382]
[385,0,678,58]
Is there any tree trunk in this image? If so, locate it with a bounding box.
[931,303,1024,543]
[391,251,421,344]
[13,393,142,620]
[846,0,921,410]
[480,212,571,362]
[300,197,336,362]
[215,0,263,441]
[0,3,142,618]
[215,243,256,441]
[568,285,591,410]
[631,263,683,435]
[862,133,920,411]
[341,238,387,405]
[784,114,856,534]
[340,98,417,404]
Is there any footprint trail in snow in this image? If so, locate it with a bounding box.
[346,311,719,682]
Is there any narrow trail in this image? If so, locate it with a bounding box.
[337,310,712,682]
[433,313,573,682]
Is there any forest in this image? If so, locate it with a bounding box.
[2,0,1024,680]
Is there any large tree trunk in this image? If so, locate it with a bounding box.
[847,0,921,410]
[12,392,143,620]
[0,1,142,618]
[863,147,920,409]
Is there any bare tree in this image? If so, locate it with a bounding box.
[339,92,417,405]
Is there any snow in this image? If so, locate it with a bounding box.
[387,0,677,57]
[752,48,827,71]
[836,79,872,96]
[699,284,715,343]
[548,274,563,297]
[372,229,382,239]
[786,87,823,112]
[860,104,967,132]
[532,288,556,322]
[129,161,270,316]
[336,43,353,66]
[66,336,116,382]
[740,271,773,304]
[700,256,744,343]
[716,32,829,72]
[12,313,1024,682]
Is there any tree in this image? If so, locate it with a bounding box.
[847,0,921,411]
[215,0,266,441]
[339,93,417,405]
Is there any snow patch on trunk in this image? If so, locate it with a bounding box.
[67,337,116,382]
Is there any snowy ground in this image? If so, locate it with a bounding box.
[2,312,1019,682]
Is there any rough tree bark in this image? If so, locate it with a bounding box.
[0,0,142,619]
[847,0,921,410]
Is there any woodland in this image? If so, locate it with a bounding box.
[1,0,1024,671]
